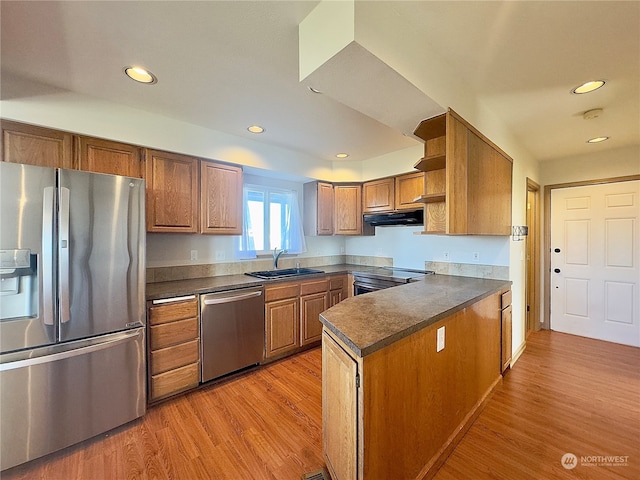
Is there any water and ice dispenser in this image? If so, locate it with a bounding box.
[0,249,38,320]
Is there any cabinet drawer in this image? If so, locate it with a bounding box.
[150,362,200,401]
[148,297,198,325]
[300,279,328,295]
[501,289,512,309]
[150,339,200,375]
[328,275,345,291]
[265,282,300,302]
[150,317,199,350]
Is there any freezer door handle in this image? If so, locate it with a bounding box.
[202,290,262,305]
[0,329,142,372]
[42,187,55,326]
[58,187,70,324]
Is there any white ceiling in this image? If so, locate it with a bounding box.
[1,1,638,164]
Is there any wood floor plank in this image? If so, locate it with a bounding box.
[2,332,638,479]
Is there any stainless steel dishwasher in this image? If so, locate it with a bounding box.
[200,287,264,382]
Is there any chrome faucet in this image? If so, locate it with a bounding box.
[273,247,286,269]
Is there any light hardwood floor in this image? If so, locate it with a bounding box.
[2,331,639,479]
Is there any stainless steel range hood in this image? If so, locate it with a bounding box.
[363,209,424,226]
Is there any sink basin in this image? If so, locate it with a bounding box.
[245,268,324,279]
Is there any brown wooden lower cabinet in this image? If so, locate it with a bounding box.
[301,279,329,346]
[265,274,348,360]
[501,289,513,373]
[322,292,502,480]
[147,296,200,403]
[150,362,200,401]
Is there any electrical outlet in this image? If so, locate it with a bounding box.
[190,250,198,261]
[437,326,445,352]
[473,252,480,262]
[215,251,225,261]
[443,251,450,262]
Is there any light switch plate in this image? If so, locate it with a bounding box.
[437,326,445,352]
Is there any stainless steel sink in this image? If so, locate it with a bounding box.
[245,268,324,279]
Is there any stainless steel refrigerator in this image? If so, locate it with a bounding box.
[0,162,146,471]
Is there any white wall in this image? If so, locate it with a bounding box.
[346,226,509,270]
[540,145,639,186]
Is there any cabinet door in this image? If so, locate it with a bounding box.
[1,120,74,169]
[395,172,425,211]
[77,136,143,178]
[363,177,394,213]
[145,149,199,233]
[301,292,328,346]
[265,297,300,358]
[323,332,358,480]
[501,304,513,373]
[317,182,335,235]
[334,184,363,235]
[200,160,243,235]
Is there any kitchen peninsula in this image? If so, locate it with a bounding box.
[320,274,512,480]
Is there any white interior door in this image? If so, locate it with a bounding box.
[550,180,639,346]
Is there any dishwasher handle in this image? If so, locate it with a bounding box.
[202,289,262,305]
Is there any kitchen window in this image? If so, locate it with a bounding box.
[236,184,306,258]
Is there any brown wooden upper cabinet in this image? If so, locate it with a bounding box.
[363,177,394,213]
[303,181,334,236]
[334,183,367,235]
[77,136,143,178]
[414,108,513,235]
[1,120,74,169]
[363,172,426,214]
[395,172,426,211]
[145,149,199,233]
[200,160,243,235]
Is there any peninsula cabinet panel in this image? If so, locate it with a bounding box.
[76,136,143,178]
[334,184,365,235]
[145,149,199,233]
[362,177,394,213]
[200,160,243,235]
[501,289,513,373]
[323,332,358,480]
[322,292,502,480]
[1,120,74,169]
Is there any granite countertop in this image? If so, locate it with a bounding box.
[320,274,511,358]
[145,263,380,300]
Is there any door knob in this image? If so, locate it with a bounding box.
[554,268,561,273]
[554,248,561,253]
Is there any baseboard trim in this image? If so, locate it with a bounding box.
[511,340,527,367]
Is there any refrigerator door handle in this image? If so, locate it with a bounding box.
[58,187,70,324]
[0,329,142,372]
[42,187,55,326]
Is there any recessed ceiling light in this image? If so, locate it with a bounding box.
[124,66,157,84]
[335,153,349,158]
[572,80,605,94]
[308,86,322,94]
[247,125,265,134]
[587,136,609,144]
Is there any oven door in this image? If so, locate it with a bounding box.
[352,276,404,295]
